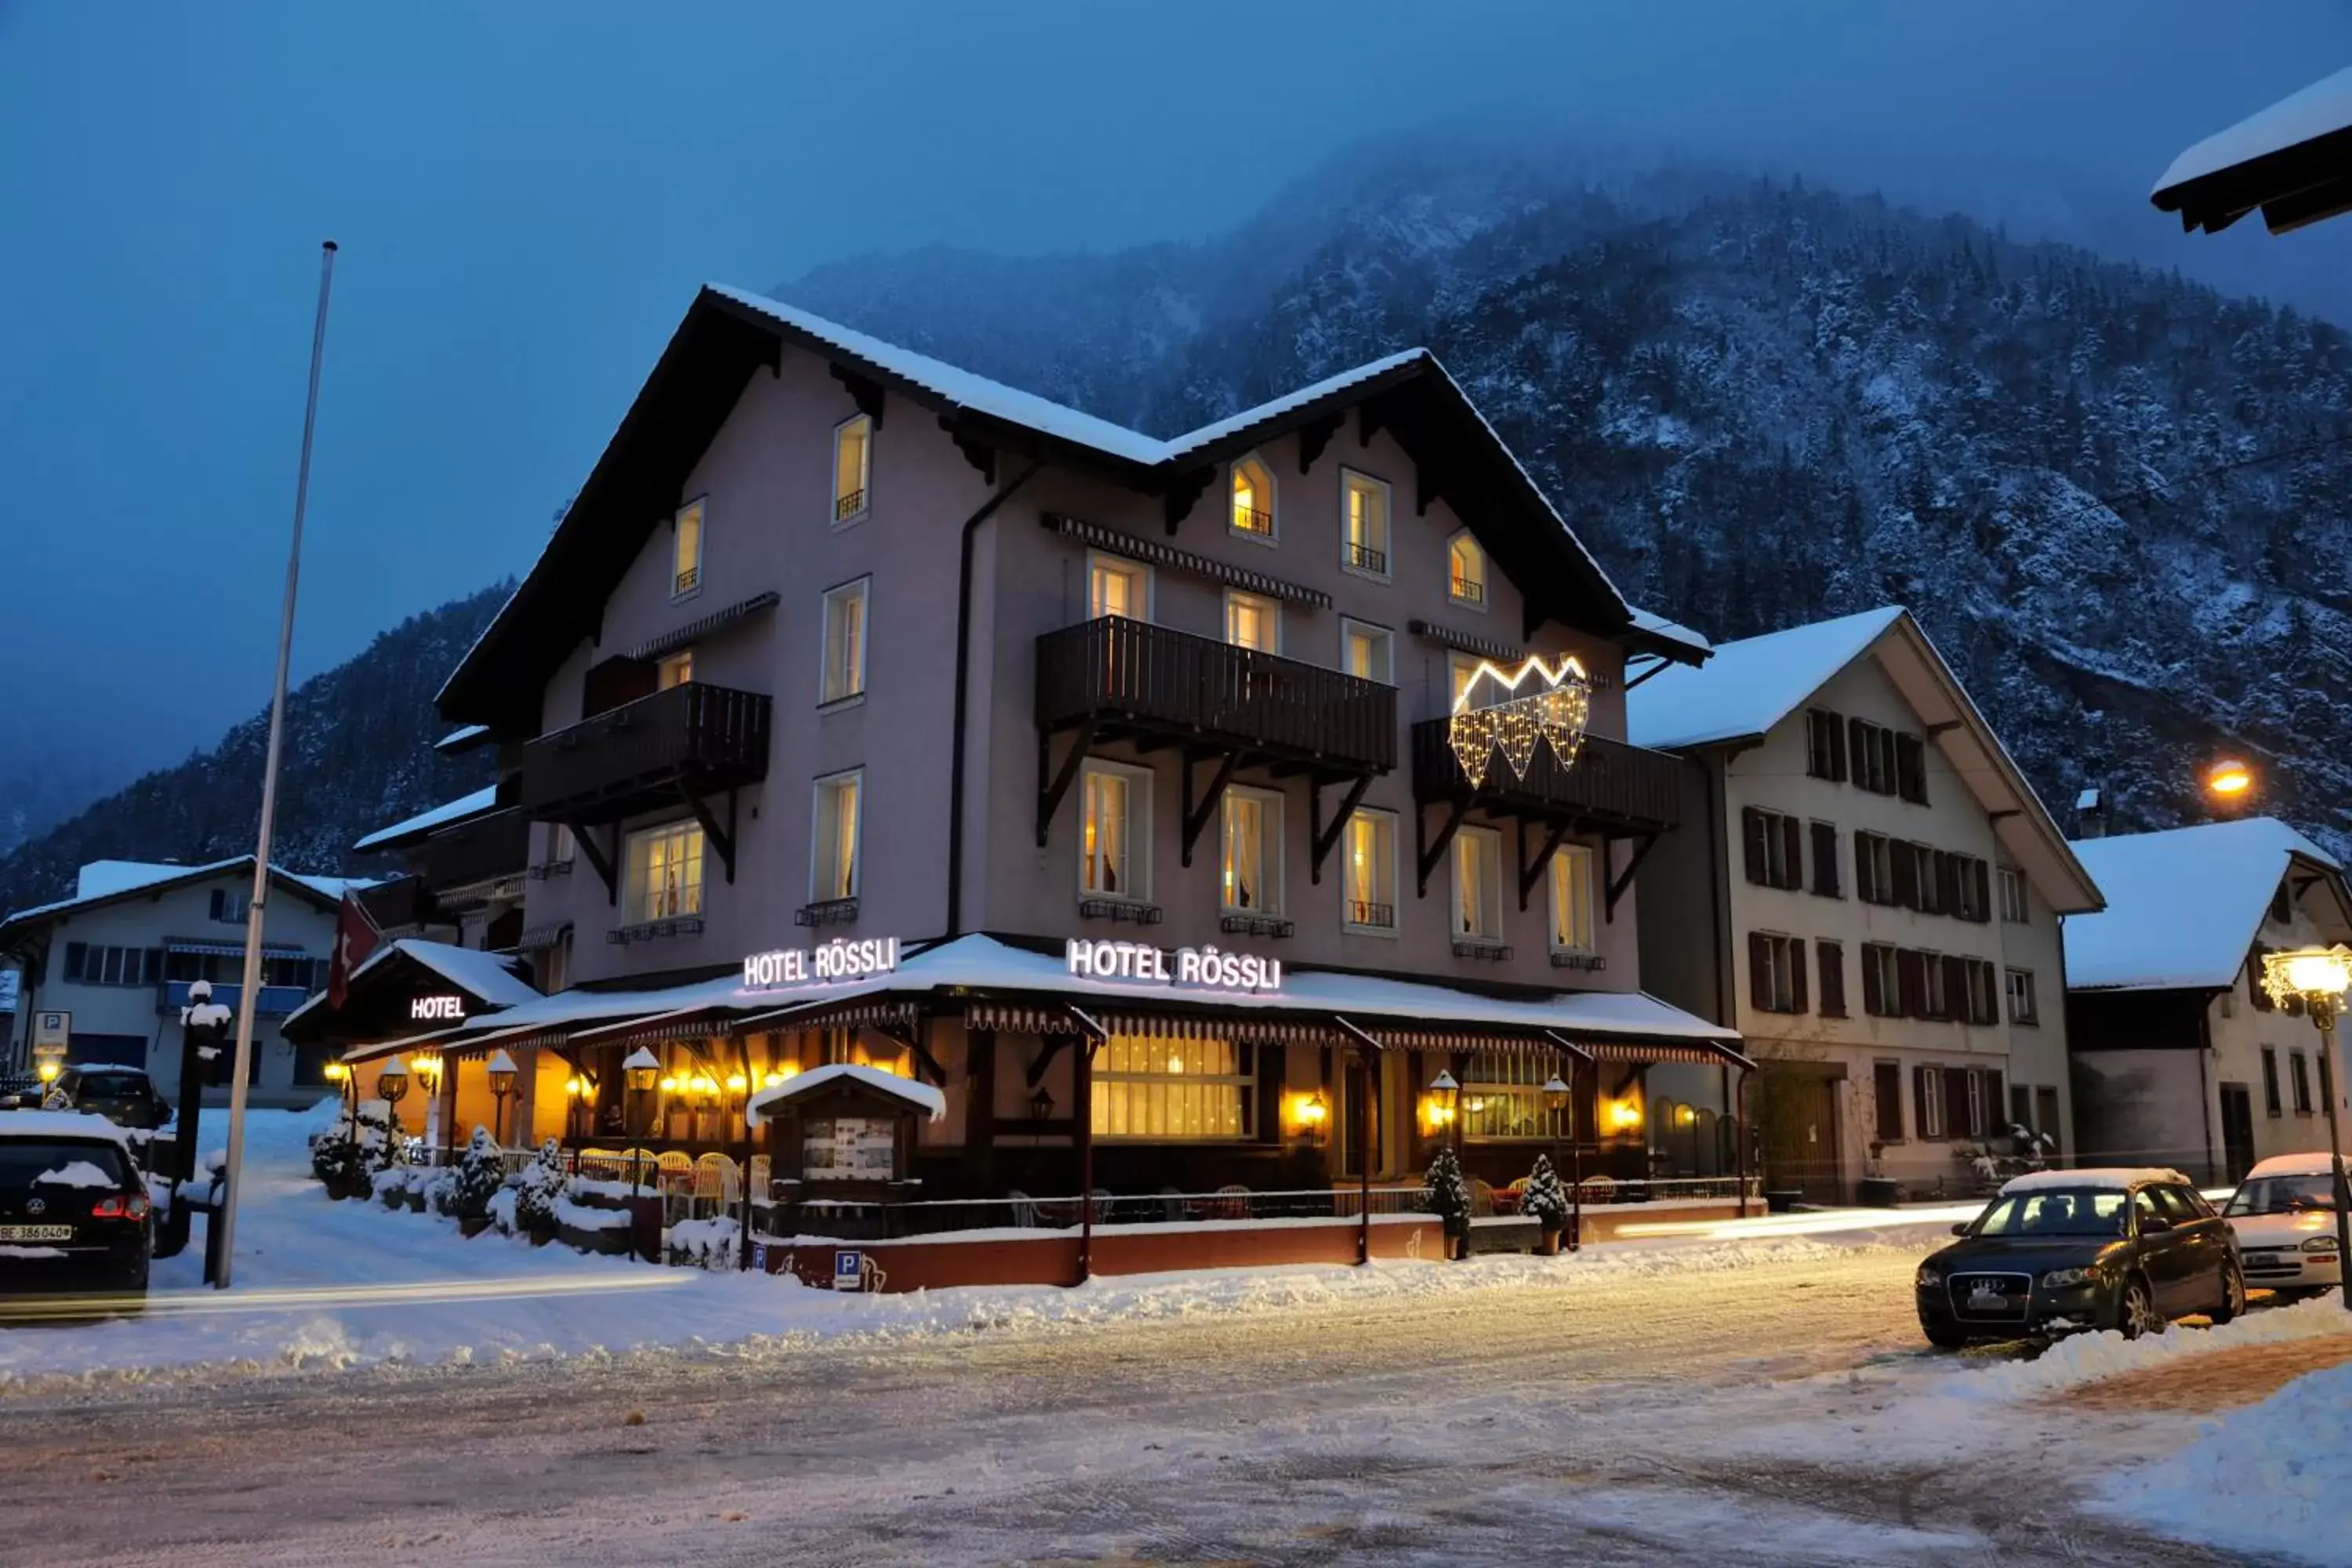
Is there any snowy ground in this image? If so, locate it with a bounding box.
[1,1108,2344,1565]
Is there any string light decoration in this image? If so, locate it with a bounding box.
[1447,653,1593,789]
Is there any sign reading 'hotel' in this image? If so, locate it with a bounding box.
[1065,938,1283,994]
[742,936,902,991]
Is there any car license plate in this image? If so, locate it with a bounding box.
[0,1225,73,1243]
[1967,1284,2009,1310]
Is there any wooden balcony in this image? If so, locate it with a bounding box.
[414,807,530,892]
[1036,617,1396,777]
[519,682,772,826]
[1410,719,1682,836]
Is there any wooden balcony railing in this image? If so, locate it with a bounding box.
[1037,616,1396,775]
[519,681,772,824]
[1410,719,1682,834]
[414,807,530,891]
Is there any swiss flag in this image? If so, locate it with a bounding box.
[326,893,380,1011]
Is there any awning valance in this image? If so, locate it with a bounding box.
[169,938,307,959]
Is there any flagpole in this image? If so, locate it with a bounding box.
[215,240,338,1289]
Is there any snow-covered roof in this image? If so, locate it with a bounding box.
[372,939,538,1007]
[1627,607,1711,657]
[1626,607,1903,750]
[353,786,500,851]
[2244,1151,2347,1181]
[434,724,491,753]
[2001,1167,2190,1195]
[2063,818,2345,993]
[1161,350,1428,459]
[2,857,362,933]
[744,1062,947,1126]
[0,1109,132,1150]
[2155,67,2352,198]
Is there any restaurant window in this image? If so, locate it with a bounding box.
[1224,588,1279,653]
[1093,1032,1253,1140]
[1998,866,2029,924]
[1220,786,1283,915]
[671,498,704,598]
[625,819,703,923]
[2292,1051,2316,1115]
[1087,552,1150,622]
[1549,844,1595,954]
[2005,968,2038,1025]
[1446,530,1486,607]
[657,649,694,689]
[1915,1065,1947,1140]
[1460,1053,1568,1142]
[1341,617,1393,684]
[1805,709,1847,782]
[1230,455,1276,539]
[820,576,869,704]
[1341,468,1390,578]
[1452,825,1504,944]
[810,770,862,903]
[2262,1047,2282,1117]
[833,414,872,524]
[1873,1061,1904,1142]
[1080,761,1149,902]
[1343,808,1396,931]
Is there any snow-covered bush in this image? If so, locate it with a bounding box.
[513,1138,568,1236]
[668,1217,739,1270]
[1520,1153,1570,1231]
[1422,1145,1471,1229]
[447,1126,503,1220]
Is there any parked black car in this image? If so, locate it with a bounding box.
[35,1065,172,1131]
[0,1111,153,1296]
[1916,1171,2244,1347]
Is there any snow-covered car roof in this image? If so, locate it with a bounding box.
[1999,1167,2190,1196]
[2242,1152,2347,1181]
[0,1109,134,1149]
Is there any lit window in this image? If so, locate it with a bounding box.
[1081,763,1148,901]
[1088,553,1149,622]
[1447,531,1486,606]
[1343,808,1396,931]
[1225,589,1279,652]
[1459,1053,1570,1142]
[1230,456,1275,539]
[1220,788,1283,914]
[1550,844,1595,953]
[626,820,704,923]
[1453,825,1504,942]
[811,771,862,902]
[1341,618,1392,684]
[821,577,869,704]
[1093,1033,1254,1140]
[672,499,703,597]
[833,415,872,524]
[657,650,694,689]
[1341,470,1389,576]
[1449,653,1483,710]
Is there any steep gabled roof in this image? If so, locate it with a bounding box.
[1627,607,2100,915]
[439,285,1687,728]
[2065,818,2350,992]
[0,857,362,956]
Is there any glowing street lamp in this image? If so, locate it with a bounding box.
[376,1056,409,1131]
[1428,1069,1461,1149]
[1544,1072,1579,1252]
[2206,758,2255,817]
[2260,945,2352,1310]
[623,1047,661,1138]
[486,1049,519,1145]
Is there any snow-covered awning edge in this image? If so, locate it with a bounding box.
[744,1062,946,1127]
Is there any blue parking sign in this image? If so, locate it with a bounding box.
[833,1249,862,1290]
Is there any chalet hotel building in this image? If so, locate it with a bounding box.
[296,284,1751,1208]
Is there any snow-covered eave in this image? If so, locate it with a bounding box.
[0,858,348,947]
[2153,67,2352,234]
[352,785,502,852]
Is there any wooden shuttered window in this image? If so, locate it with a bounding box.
[1982,1069,2006,1136]
[1896,948,1927,1018]
[1860,943,1888,1017]
[1788,936,1809,1014]
[1890,843,1919,909]
[1742,808,1768,886]
[1943,1066,1971,1142]
[1810,822,1841,897]
[1969,858,1991,924]
[1748,930,1772,1012]
[1806,709,1848,782]
[1896,733,1928,804]
[1914,1065,1945,1139]
[1940,955,1967,1023]
[1933,851,1960,916]
[1817,939,1846,1018]
[1873,1061,1904,1142]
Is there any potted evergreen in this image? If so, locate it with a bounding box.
[449,1126,504,1238]
[1422,1145,1472,1260]
[1521,1153,1571,1255]
[513,1138,568,1246]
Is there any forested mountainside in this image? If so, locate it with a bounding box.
[0,585,510,915]
[786,145,2352,855]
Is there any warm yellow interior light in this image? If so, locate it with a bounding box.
[2208,760,2254,796]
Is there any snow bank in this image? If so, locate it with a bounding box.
[1940,1293,2352,1404]
[553,1196,633,1232]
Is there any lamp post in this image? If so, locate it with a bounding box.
[486,1049,518,1146]
[623,1047,660,1142]
[1428,1069,1460,1150]
[2261,946,2352,1310]
[1544,1072,1577,1252]
[376,1057,409,1133]
[563,1073,590,1142]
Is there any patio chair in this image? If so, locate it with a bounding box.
[657,1150,695,1223]
[693,1153,734,1220]
[1469,1177,1497,1218]
[1198,1184,1251,1221]
[1005,1189,1037,1228]
[748,1154,772,1204]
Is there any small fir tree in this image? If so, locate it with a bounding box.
[448,1125,504,1220]
[1422,1145,1471,1229]
[513,1138,568,1234]
[1520,1153,1570,1232]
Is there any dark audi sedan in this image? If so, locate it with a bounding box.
[1916,1169,2243,1347]
[0,1112,153,1297]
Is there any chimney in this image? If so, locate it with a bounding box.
[2074,786,2107,840]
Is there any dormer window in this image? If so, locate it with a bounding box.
[833,415,872,525]
[671,499,704,598]
[1447,531,1486,607]
[1230,456,1275,540]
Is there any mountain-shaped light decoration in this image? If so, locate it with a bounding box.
[1448,653,1592,790]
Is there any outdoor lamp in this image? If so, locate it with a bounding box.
[2206,758,2255,799]
[376,1058,410,1130]
[34,1060,60,1085]
[1542,1074,1570,1116]
[486,1049,518,1144]
[2259,944,2352,1315]
[1028,1083,1054,1123]
[1608,1099,1642,1130]
[623,1046,660,1095]
[1297,1091,1329,1142]
[1426,1069,1460,1134]
[725,1073,748,1097]
[1543,1073,1579,1252]
[322,1061,349,1084]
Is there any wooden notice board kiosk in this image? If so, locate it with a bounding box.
[743,1063,946,1238]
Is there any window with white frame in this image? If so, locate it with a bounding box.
[1220,786,1283,914]
[1447,530,1487,607]
[1916,1065,1947,1138]
[810,771,862,903]
[820,577,869,704]
[671,499,704,597]
[1092,1032,1254,1140]
[1088,552,1150,622]
[1453,825,1504,943]
[1341,469,1390,577]
[1550,844,1595,953]
[1460,1052,1568,1142]
[1341,618,1393,684]
[1224,589,1279,652]
[1998,866,2028,924]
[657,649,694,689]
[1751,932,1804,1013]
[1449,652,1484,711]
[1080,762,1149,902]
[1230,455,1275,539]
[833,415,872,524]
[1343,808,1396,931]
[2006,967,2038,1025]
[626,819,704,923]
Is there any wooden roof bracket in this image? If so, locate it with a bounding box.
[1602,832,1660,923]
[829,363,885,428]
[1518,818,1573,912]
[1036,721,1098,847]
[1181,747,1247,868]
[1416,794,1474,898]
[677,780,740,884]
[1309,774,1374,886]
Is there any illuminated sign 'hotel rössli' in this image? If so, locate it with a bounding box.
[742,936,902,991]
[1065,938,1282,994]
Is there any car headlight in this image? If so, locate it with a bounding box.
[1915,1265,1943,1288]
[2303,1238,2342,1254]
[2041,1267,2099,1288]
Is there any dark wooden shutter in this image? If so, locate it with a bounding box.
[1828,714,1848,782]
[1940,955,1966,1021]
[1779,815,1803,889]
[1848,717,1871,789]
[1860,946,1882,1016]
[1741,808,1767,885]
[1935,852,1958,916]
[1748,931,1772,1012]
[1817,940,1845,1016]
[1891,843,1919,909]
[1896,734,1928,804]
[1874,1062,1903,1140]
[1913,1066,1933,1138]
[1971,859,1991,923]
[1984,1069,2006,1133]
[1944,1069,1970,1142]
[1811,822,1840,896]
[1896,949,1926,1018]
[1788,938,1809,1013]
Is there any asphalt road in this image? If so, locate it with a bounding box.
[0,1248,2262,1567]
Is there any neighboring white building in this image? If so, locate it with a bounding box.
[1628,608,2103,1202]
[2065,818,2352,1184]
[0,858,368,1108]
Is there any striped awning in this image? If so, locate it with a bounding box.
[1043,513,1332,609]
[515,921,573,952]
[628,590,780,662]
[962,1000,1338,1045]
[735,996,920,1036]
[168,938,307,959]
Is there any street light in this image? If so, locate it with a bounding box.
[1428,1069,1461,1149]
[2260,945,2352,1310]
[376,1057,409,1131]
[623,1047,660,1138]
[1544,1073,1578,1252]
[486,1049,518,1146]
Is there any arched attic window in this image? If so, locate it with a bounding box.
[1447,529,1487,607]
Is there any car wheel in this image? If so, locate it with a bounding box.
[2118,1276,2161,1340]
[2212,1259,2245,1324]
[1922,1323,1969,1351]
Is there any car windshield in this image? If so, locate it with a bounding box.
[2227,1174,2339,1216]
[1971,1189,2129,1237]
[0,1141,130,1189]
